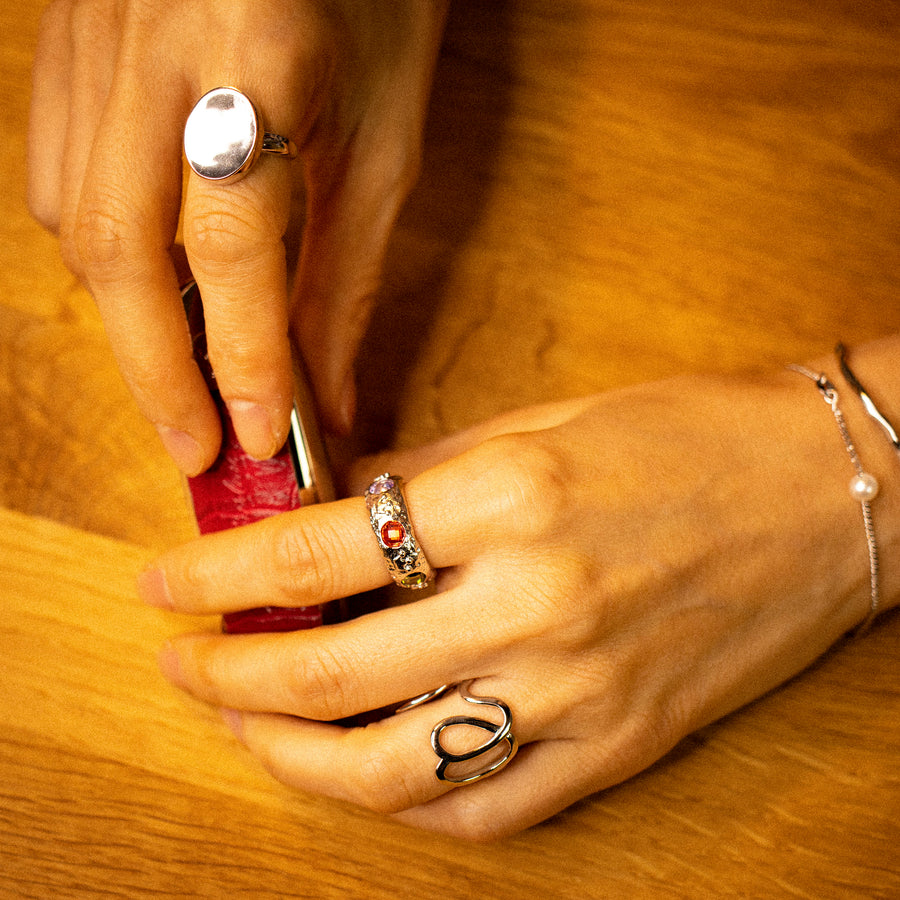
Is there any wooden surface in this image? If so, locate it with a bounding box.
[2,0,899,896]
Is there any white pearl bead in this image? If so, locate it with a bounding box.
[849,472,879,502]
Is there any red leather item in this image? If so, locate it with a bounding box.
[187,407,329,633]
[181,282,337,633]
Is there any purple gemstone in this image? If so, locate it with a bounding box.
[369,476,395,494]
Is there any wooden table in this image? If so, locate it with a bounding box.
[2,1,899,896]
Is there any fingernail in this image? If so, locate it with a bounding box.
[137,566,173,610]
[157,642,184,687]
[157,425,206,476]
[220,708,245,742]
[228,400,279,459]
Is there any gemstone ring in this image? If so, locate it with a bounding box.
[365,474,435,590]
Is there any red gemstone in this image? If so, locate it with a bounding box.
[381,520,406,548]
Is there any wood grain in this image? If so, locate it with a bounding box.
[1,507,897,898]
[2,0,899,896]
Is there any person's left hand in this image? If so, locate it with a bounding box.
[138,376,872,840]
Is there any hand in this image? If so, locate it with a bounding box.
[28,0,448,471]
[137,373,882,840]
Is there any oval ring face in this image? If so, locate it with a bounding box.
[184,87,260,182]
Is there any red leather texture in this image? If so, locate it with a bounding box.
[182,283,331,633]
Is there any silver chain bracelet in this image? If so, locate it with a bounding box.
[788,364,880,634]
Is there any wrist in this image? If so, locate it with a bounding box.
[791,335,900,623]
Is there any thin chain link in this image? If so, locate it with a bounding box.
[788,365,880,633]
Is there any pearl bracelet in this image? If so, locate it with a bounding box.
[789,364,880,634]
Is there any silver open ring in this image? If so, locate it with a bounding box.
[184,86,297,184]
[431,681,518,785]
[394,684,454,714]
[365,474,435,589]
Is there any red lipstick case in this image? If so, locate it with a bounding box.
[181,281,340,633]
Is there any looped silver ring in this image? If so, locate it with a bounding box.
[365,474,435,590]
[184,86,297,184]
[394,683,454,714]
[431,681,518,785]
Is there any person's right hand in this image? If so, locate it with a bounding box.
[28,0,448,473]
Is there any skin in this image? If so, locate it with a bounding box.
[29,1,900,841]
[28,0,449,472]
[138,347,900,840]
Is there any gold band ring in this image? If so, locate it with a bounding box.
[365,474,435,590]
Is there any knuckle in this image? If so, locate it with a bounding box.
[647,692,691,751]
[452,815,510,844]
[123,347,188,396]
[268,521,338,606]
[475,433,569,541]
[604,697,687,782]
[184,203,278,269]
[354,747,420,815]
[287,641,354,720]
[431,792,512,842]
[205,329,286,390]
[181,638,229,705]
[505,553,594,644]
[73,204,128,272]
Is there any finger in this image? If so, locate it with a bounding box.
[181,21,333,461]
[73,57,222,475]
[184,159,295,461]
[156,524,580,727]
[227,691,663,840]
[55,0,129,273]
[28,4,220,473]
[140,429,563,615]
[27,0,73,230]
[216,680,538,820]
[140,497,386,616]
[237,714,449,815]
[394,702,685,840]
[392,743,593,841]
[294,7,448,435]
[180,0,353,454]
[158,591,493,721]
[293,139,417,435]
[347,396,599,492]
